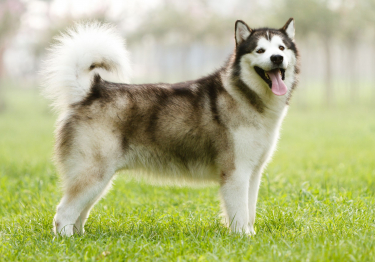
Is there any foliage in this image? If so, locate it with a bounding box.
[272,0,339,38]
[0,0,24,76]
[127,5,233,45]
[0,0,24,45]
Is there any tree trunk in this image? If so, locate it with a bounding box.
[347,38,357,104]
[373,44,375,105]
[323,36,333,106]
[0,45,6,112]
[0,45,6,78]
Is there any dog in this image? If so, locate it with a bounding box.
[41,18,299,236]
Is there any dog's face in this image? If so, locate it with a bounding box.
[234,19,298,96]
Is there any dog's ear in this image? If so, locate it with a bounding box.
[235,20,252,46]
[280,18,295,40]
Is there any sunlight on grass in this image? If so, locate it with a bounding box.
[0,85,374,261]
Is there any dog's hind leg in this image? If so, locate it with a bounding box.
[53,162,115,236]
[73,180,113,235]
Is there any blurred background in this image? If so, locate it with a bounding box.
[1,2,375,258]
[0,0,375,108]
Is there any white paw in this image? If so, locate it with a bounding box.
[55,225,74,236]
[73,226,85,235]
[230,223,253,235]
[53,217,74,236]
[248,227,256,236]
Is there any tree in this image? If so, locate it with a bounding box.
[337,0,372,104]
[362,0,375,103]
[0,0,24,77]
[0,0,25,111]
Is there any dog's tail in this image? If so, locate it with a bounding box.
[41,22,131,112]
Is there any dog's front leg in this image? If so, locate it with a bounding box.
[220,169,251,234]
[248,167,262,235]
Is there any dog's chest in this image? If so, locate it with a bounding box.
[230,112,283,170]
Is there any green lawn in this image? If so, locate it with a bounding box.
[0,85,374,261]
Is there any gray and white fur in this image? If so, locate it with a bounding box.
[41,19,299,236]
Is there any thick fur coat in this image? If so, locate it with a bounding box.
[41,19,299,236]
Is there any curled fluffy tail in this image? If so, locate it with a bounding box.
[41,22,131,112]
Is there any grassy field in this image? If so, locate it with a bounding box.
[0,85,375,261]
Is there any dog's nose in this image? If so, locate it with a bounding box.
[270,55,283,65]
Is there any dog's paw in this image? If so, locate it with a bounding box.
[248,227,256,236]
[53,219,74,237]
[73,226,85,235]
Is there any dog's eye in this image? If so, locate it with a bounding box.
[256,49,265,54]
[279,46,285,51]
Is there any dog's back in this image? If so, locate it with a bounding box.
[42,19,299,237]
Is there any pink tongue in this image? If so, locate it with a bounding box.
[267,69,287,96]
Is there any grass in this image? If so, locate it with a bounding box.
[0,84,375,261]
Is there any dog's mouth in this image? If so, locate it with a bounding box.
[254,66,287,96]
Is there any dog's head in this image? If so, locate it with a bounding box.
[234,18,298,97]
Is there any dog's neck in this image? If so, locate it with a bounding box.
[220,52,293,117]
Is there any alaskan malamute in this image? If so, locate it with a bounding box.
[42,18,299,236]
